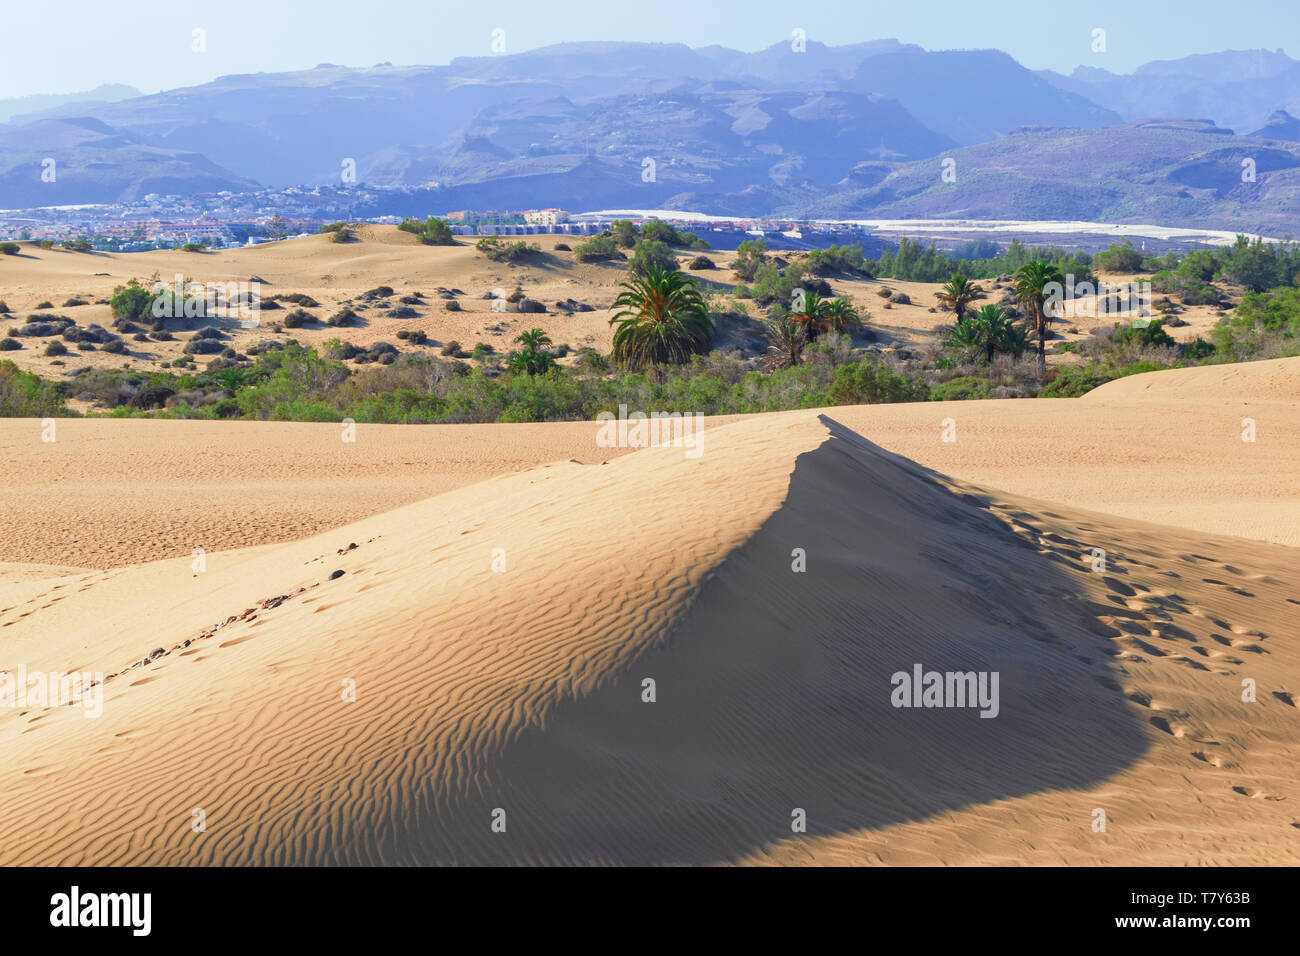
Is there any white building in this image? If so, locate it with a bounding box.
[523,208,570,227]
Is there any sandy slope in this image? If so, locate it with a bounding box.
[3,358,1297,571]
[0,358,1296,865]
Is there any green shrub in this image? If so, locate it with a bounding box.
[573,235,623,262]
[1037,364,1111,398]
[0,360,73,416]
[109,279,155,323]
[930,375,998,401]
[275,293,320,307]
[1093,242,1144,273]
[628,239,679,277]
[828,361,929,405]
[399,217,456,245]
[1112,319,1176,350]
[476,236,539,262]
[731,238,768,281]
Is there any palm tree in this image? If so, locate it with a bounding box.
[1013,261,1065,368]
[765,314,808,368]
[515,327,552,351]
[821,297,861,335]
[789,291,827,341]
[608,266,714,369]
[510,327,555,376]
[935,274,983,321]
[946,304,1028,362]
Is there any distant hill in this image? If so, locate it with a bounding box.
[0,117,259,207]
[842,48,1121,145]
[3,41,1106,190]
[0,83,141,124]
[1251,109,1300,141]
[1039,49,1300,135]
[783,121,1300,235]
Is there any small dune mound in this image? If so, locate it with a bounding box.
[1084,355,1300,403]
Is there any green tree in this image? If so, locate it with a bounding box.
[509,328,556,376]
[934,274,983,321]
[610,220,640,248]
[946,304,1028,362]
[1222,235,1281,292]
[628,239,680,277]
[764,314,808,368]
[789,291,828,341]
[1093,242,1144,273]
[1014,261,1066,368]
[110,278,155,323]
[732,238,768,282]
[609,267,714,369]
[515,327,552,351]
[822,297,862,335]
[417,217,455,245]
[265,215,291,240]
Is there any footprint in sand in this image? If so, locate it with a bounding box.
[1232,786,1284,801]
[1127,637,1167,658]
[1230,641,1268,655]
[1207,652,1244,664]
[1271,691,1296,707]
[1149,715,1219,744]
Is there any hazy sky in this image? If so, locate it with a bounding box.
[2,0,1296,99]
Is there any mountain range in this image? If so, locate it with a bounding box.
[1,42,1298,234]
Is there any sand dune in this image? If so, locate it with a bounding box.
[0,358,1296,865]
[4,358,1297,573]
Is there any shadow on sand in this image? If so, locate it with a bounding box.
[388,417,1149,864]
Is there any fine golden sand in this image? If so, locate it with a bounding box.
[0,358,1296,865]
